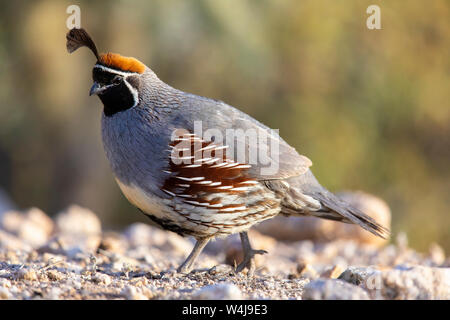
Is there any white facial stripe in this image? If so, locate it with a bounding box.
[94,64,139,108]
[124,79,139,108]
[93,64,139,77]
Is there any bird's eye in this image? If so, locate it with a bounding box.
[112,76,122,85]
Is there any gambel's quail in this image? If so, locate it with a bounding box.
[66,28,389,274]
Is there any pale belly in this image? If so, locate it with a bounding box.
[114,177,281,238]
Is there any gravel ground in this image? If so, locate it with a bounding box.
[0,205,449,300]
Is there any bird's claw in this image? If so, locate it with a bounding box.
[235,249,268,276]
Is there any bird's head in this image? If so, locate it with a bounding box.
[66,28,146,116]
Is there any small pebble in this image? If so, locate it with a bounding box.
[121,286,148,300]
[16,268,38,281]
[0,287,11,299]
[320,265,345,279]
[209,264,234,275]
[47,270,64,281]
[296,262,319,279]
[192,283,243,300]
[92,273,112,285]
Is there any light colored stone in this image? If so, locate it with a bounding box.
[209,264,234,275]
[340,265,450,300]
[1,211,22,233]
[0,287,10,299]
[296,262,319,279]
[25,208,54,235]
[1,208,54,247]
[320,264,345,279]
[98,232,127,254]
[0,230,31,251]
[303,279,370,300]
[211,230,276,268]
[256,191,391,247]
[192,283,243,300]
[338,266,380,286]
[140,286,155,299]
[165,233,194,255]
[427,243,445,265]
[47,270,64,281]
[55,205,101,236]
[0,278,11,288]
[121,285,148,300]
[16,268,38,281]
[92,273,112,285]
[380,265,450,300]
[124,223,170,248]
[38,234,101,257]
[37,206,102,256]
[3,250,20,264]
[124,223,192,254]
[46,287,62,300]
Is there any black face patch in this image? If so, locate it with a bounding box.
[93,68,118,85]
[92,67,138,117]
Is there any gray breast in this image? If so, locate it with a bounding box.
[101,107,170,197]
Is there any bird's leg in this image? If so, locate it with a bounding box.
[177,237,210,274]
[235,232,267,276]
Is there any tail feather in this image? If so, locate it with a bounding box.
[309,190,390,239]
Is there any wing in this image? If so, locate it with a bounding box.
[158,131,281,237]
[227,114,312,180]
[167,94,312,181]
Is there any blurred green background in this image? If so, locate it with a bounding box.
[0,0,448,252]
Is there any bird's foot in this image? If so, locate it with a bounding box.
[176,263,193,274]
[176,237,211,275]
[235,249,267,276]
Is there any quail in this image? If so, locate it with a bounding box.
[66,28,389,275]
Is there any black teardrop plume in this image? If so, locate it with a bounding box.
[66,27,99,60]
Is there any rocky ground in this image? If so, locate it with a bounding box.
[0,194,449,300]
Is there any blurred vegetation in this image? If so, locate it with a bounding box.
[0,0,448,252]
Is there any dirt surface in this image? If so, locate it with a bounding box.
[0,205,449,300]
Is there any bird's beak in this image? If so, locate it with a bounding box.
[89,82,106,96]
